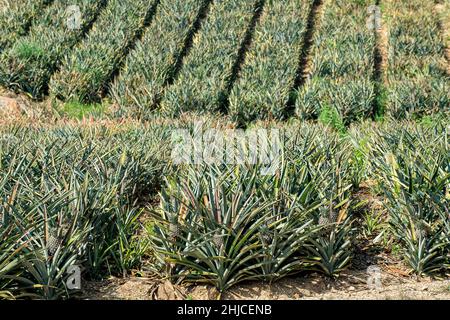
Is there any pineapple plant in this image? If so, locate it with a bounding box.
[295,0,377,124]
[110,0,211,118]
[385,0,450,119]
[151,124,359,290]
[0,124,169,298]
[161,0,260,116]
[50,0,158,103]
[0,0,52,52]
[228,0,314,123]
[369,122,450,275]
[284,122,358,276]
[0,0,107,98]
[306,218,354,277]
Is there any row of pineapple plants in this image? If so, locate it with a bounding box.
[150,124,360,292]
[364,122,449,275]
[160,0,262,116]
[228,0,314,124]
[0,0,52,52]
[384,0,449,119]
[296,0,376,124]
[1,119,448,299]
[110,0,211,118]
[0,0,107,98]
[0,124,170,299]
[49,0,159,103]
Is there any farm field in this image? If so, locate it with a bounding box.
[296,0,376,124]
[385,0,449,119]
[0,0,449,301]
[0,0,52,52]
[0,0,448,122]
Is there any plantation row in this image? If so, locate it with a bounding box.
[0,0,106,97]
[296,0,376,124]
[155,122,450,292]
[0,0,448,122]
[0,124,170,299]
[0,120,448,298]
[0,0,52,52]
[49,0,158,103]
[110,0,211,117]
[227,0,315,123]
[160,0,261,115]
[385,0,450,119]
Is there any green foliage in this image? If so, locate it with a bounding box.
[110,0,210,117]
[374,85,387,122]
[318,105,346,135]
[228,0,314,123]
[362,211,385,238]
[151,125,357,291]
[305,218,354,277]
[385,0,450,119]
[369,124,450,275]
[0,125,169,298]
[297,78,375,125]
[151,163,311,292]
[0,0,52,52]
[161,0,259,116]
[0,0,106,98]
[14,42,45,60]
[60,100,106,119]
[50,0,156,103]
[296,0,376,123]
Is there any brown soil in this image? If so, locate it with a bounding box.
[83,269,450,300]
[0,90,34,122]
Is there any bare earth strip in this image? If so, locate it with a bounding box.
[83,270,450,300]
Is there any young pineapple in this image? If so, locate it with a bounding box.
[318,215,330,226]
[212,231,224,249]
[415,220,431,239]
[329,210,338,224]
[46,224,70,257]
[319,200,340,226]
[46,230,62,257]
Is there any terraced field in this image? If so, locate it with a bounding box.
[0,0,449,301]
